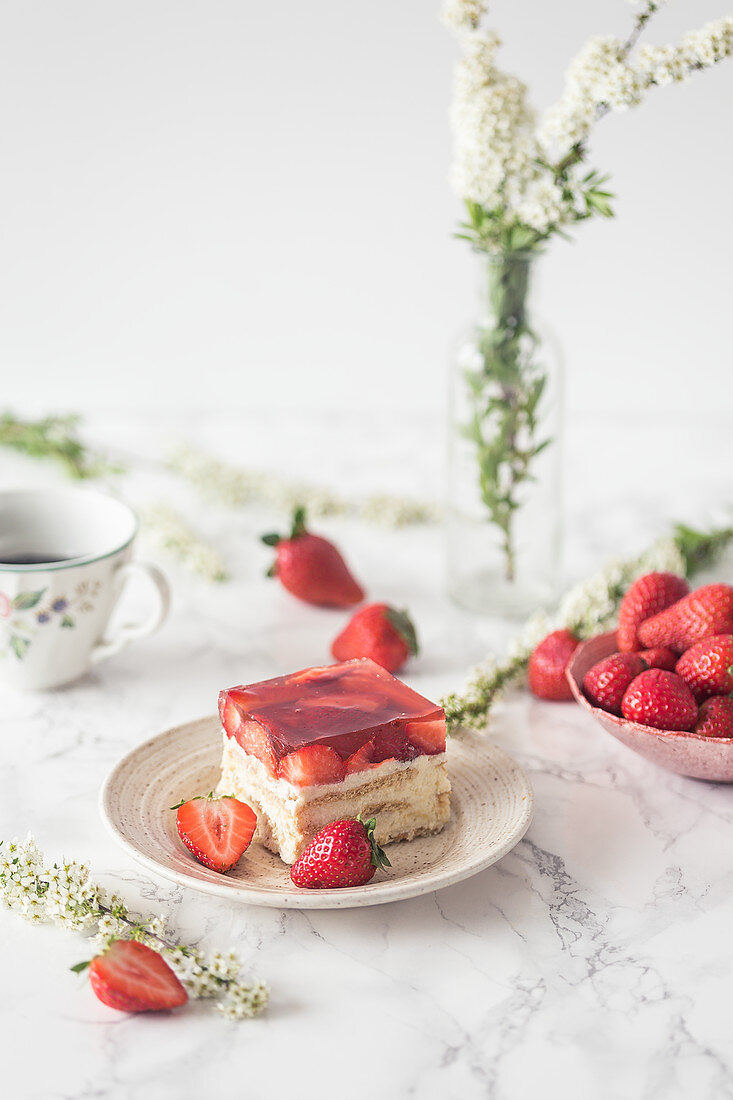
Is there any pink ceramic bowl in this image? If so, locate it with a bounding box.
[566,631,733,782]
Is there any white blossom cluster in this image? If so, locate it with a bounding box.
[514,177,571,234]
[442,0,487,33]
[140,503,229,583]
[539,17,733,160]
[217,979,270,1021]
[638,17,733,88]
[163,945,268,1019]
[169,445,441,528]
[138,501,226,580]
[0,836,100,928]
[538,35,644,158]
[442,532,688,731]
[448,30,538,211]
[0,834,268,1022]
[442,3,586,237]
[444,0,733,241]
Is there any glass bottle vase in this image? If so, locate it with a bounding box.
[446,250,562,617]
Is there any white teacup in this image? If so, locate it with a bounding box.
[0,487,170,690]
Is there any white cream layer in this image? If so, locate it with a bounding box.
[217,733,450,864]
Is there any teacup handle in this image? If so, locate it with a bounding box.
[91,561,171,665]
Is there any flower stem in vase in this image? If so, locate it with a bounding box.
[468,250,551,584]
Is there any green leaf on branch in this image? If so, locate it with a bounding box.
[0,412,123,480]
[585,189,615,218]
[674,523,733,575]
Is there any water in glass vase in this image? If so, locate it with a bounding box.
[447,250,562,618]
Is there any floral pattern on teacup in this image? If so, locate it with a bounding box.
[0,580,101,660]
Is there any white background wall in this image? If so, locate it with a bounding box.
[1,0,731,421]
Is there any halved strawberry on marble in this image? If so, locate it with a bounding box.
[80,940,188,1014]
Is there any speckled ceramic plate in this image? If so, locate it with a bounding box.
[99,716,534,909]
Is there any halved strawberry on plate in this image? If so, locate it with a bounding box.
[173,792,258,872]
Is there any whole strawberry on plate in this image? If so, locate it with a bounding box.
[675,634,733,701]
[173,792,257,872]
[617,572,689,652]
[81,940,188,1014]
[261,506,364,608]
[528,629,580,701]
[291,815,391,889]
[331,602,418,673]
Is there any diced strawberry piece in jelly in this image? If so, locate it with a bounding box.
[405,717,446,754]
[219,658,445,775]
[369,729,420,764]
[278,744,347,787]
[236,720,279,778]
[219,693,243,739]
[345,730,418,774]
[345,743,375,774]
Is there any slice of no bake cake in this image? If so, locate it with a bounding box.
[217,658,450,864]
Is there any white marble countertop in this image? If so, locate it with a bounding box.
[1,412,732,1100]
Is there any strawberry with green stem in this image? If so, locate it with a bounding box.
[261,506,364,608]
[290,815,391,890]
[331,603,418,673]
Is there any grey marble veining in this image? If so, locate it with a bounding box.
[1,413,732,1100]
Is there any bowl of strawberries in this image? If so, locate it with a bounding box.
[565,575,733,781]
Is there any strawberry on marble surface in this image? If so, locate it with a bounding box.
[261,506,364,608]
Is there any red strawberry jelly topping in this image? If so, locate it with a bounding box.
[219,658,446,785]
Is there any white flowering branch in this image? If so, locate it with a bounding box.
[0,412,124,480]
[441,520,733,731]
[139,503,230,583]
[0,835,268,1020]
[541,7,733,163]
[444,0,733,250]
[443,2,733,578]
[168,444,441,527]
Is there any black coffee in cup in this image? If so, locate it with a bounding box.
[0,553,76,565]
